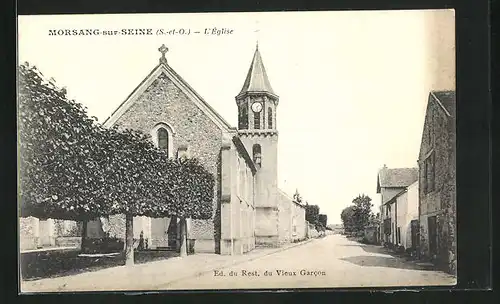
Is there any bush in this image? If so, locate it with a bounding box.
[81,238,124,254]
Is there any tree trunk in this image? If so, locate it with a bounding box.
[179,218,187,257]
[125,214,134,266]
[80,220,88,253]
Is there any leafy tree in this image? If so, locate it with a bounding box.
[352,194,373,231]
[18,63,110,221]
[368,212,381,226]
[97,129,214,262]
[18,63,215,264]
[305,204,320,226]
[340,194,374,235]
[340,205,356,233]
[318,214,328,228]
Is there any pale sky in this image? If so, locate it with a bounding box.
[18,10,454,224]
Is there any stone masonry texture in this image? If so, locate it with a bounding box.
[111,72,223,252]
[418,94,456,275]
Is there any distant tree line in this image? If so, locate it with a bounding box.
[293,189,328,231]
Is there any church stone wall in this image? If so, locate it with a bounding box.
[111,73,223,253]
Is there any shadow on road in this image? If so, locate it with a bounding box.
[338,242,439,271]
[340,255,435,271]
[339,243,389,255]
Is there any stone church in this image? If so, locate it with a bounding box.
[97,44,308,255]
[19,45,307,255]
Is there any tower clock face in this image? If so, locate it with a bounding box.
[251,102,263,113]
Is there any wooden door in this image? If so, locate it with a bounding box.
[428,216,438,256]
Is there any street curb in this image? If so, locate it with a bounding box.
[155,237,319,289]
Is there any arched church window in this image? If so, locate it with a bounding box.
[268,107,273,129]
[253,144,262,166]
[254,112,261,129]
[157,128,169,154]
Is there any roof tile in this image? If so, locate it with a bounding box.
[378,167,418,188]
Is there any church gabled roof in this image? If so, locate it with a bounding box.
[237,45,277,99]
[103,45,235,132]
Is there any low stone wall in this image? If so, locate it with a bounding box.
[306,223,319,239]
[55,237,81,248]
[20,237,39,251]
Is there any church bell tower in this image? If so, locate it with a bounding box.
[236,44,280,247]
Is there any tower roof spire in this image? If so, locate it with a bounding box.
[237,45,276,98]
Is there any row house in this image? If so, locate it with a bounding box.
[417,90,456,275]
[376,90,456,276]
[376,166,418,248]
[383,180,419,252]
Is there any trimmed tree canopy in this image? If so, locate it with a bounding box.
[18,63,107,220]
[18,63,214,221]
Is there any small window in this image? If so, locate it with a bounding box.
[254,112,261,129]
[424,152,435,193]
[268,107,273,129]
[157,128,169,153]
[253,144,262,166]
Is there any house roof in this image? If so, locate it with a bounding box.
[376,167,418,193]
[103,50,235,132]
[430,90,456,118]
[236,45,277,99]
[384,188,407,205]
[417,90,456,161]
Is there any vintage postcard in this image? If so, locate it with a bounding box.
[17,9,456,292]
